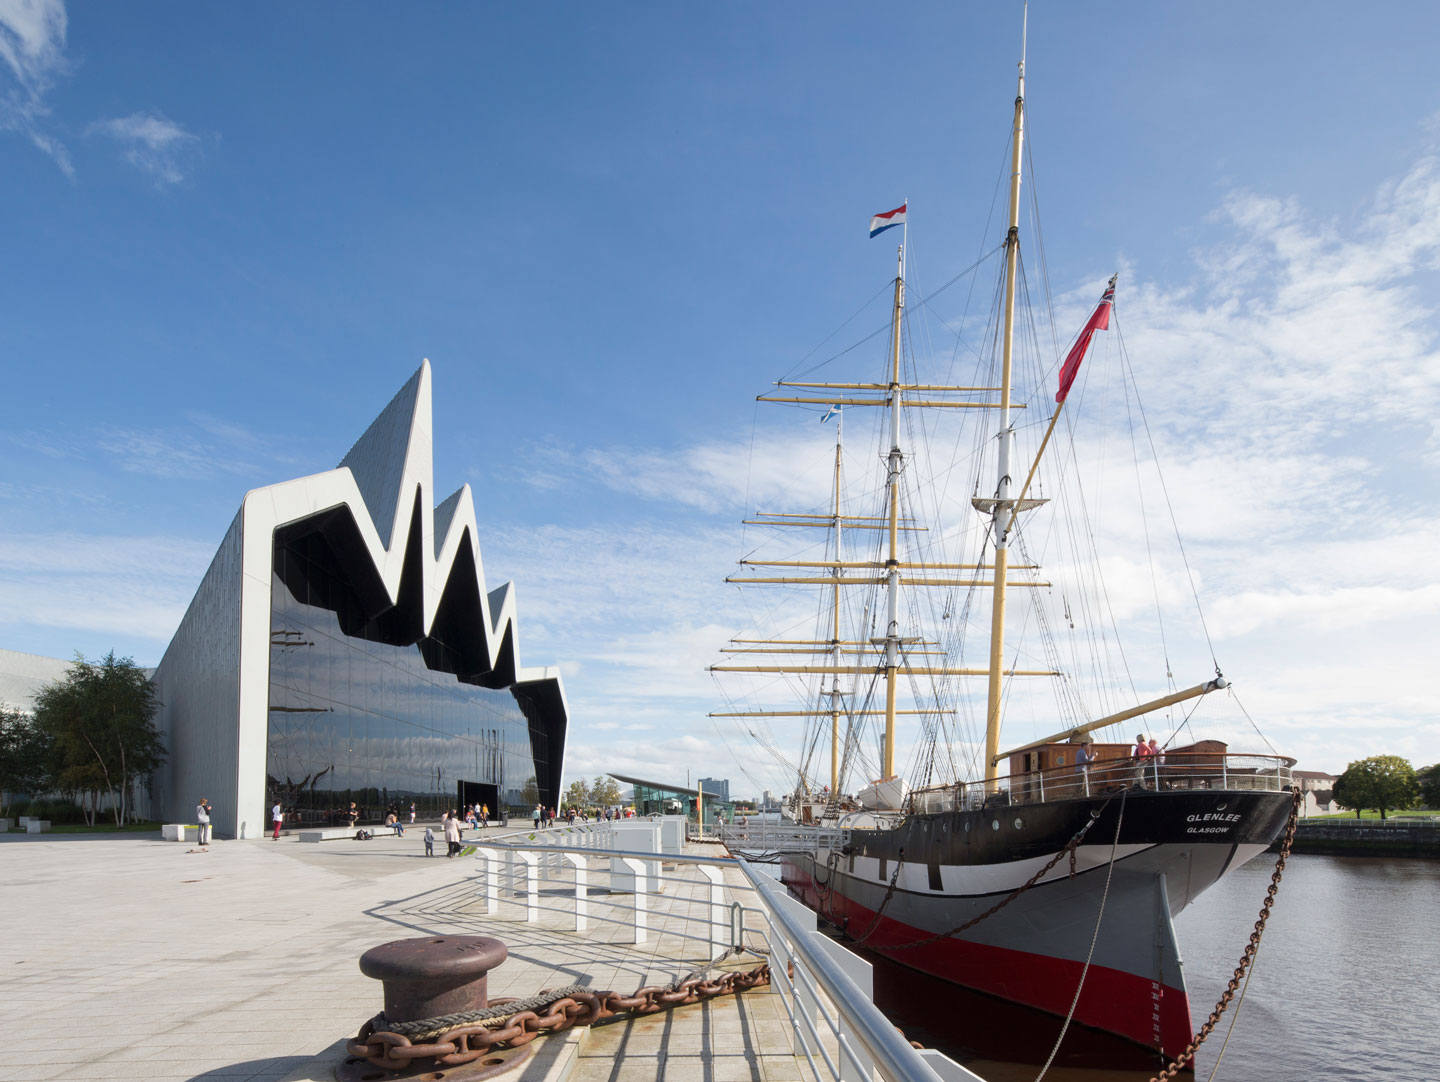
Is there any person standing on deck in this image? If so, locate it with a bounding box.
[1134,734,1156,788]
[444,811,462,857]
[1075,740,1095,797]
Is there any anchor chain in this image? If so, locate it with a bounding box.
[1147,785,1303,1082]
[347,962,772,1071]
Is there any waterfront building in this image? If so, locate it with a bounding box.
[1294,770,1339,816]
[608,772,735,825]
[4,363,568,838]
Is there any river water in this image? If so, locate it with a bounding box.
[854,854,1439,1081]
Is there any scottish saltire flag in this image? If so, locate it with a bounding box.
[821,405,841,423]
[869,203,907,238]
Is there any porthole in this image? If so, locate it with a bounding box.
[991,820,1000,831]
[1216,801,1229,811]
[964,821,972,833]
[1013,818,1024,830]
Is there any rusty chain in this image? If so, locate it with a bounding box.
[1146,785,1303,1082]
[346,963,772,1071]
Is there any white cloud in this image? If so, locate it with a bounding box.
[0,0,72,174]
[87,111,201,185]
[0,532,215,644]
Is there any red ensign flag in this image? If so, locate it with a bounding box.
[1055,275,1117,404]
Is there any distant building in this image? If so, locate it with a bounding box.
[698,777,729,802]
[1294,770,1338,816]
[609,772,734,825]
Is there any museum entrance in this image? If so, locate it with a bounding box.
[458,780,501,825]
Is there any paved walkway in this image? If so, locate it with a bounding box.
[0,827,808,1082]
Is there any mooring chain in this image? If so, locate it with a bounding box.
[1146,786,1303,1082]
[857,797,1113,949]
[347,963,772,1071]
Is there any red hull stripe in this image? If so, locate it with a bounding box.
[788,868,1193,1058]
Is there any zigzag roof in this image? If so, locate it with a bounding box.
[243,359,565,700]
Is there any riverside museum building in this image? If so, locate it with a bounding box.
[143,361,568,838]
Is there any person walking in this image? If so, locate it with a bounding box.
[480,803,489,828]
[424,825,435,856]
[196,798,212,848]
[533,803,542,829]
[271,800,283,840]
[444,810,462,857]
[409,802,416,824]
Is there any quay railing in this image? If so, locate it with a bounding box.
[910,752,1296,814]
[469,833,983,1082]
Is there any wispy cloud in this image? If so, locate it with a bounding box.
[0,0,72,175]
[0,531,215,646]
[87,110,201,185]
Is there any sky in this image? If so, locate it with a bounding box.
[3,1,1439,797]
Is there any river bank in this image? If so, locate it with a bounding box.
[1277,818,1440,858]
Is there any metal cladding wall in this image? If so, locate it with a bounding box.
[151,361,569,838]
[150,511,246,833]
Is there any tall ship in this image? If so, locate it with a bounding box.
[709,18,1297,1066]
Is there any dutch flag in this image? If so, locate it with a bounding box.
[869,202,906,238]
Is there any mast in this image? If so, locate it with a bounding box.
[827,408,844,794]
[882,242,905,780]
[983,30,1027,789]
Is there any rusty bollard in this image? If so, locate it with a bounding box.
[359,935,509,1022]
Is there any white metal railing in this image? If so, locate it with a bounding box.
[713,819,848,859]
[468,837,983,1082]
[910,753,1296,813]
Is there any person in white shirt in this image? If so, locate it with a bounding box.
[443,811,462,857]
[196,799,211,847]
[271,801,283,840]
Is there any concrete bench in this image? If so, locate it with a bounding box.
[162,824,199,842]
[25,820,51,834]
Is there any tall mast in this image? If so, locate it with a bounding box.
[984,31,1027,789]
[827,408,844,793]
[882,243,905,780]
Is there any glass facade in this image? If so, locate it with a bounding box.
[625,778,735,825]
[265,523,552,828]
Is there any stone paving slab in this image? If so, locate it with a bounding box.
[0,829,811,1082]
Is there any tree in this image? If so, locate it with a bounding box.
[564,779,590,808]
[1418,764,1440,809]
[0,706,54,814]
[1332,755,1419,820]
[31,653,167,826]
[590,775,622,807]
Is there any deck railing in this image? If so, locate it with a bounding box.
[909,752,1296,814]
[469,835,983,1082]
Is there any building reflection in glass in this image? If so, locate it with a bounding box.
[264,526,549,828]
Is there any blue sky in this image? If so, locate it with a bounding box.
[3,2,1439,794]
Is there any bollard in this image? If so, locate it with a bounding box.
[357,934,507,1023]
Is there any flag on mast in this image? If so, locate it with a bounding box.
[1055,274,1117,404]
[869,203,907,238]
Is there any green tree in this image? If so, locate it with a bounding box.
[1332,755,1419,820]
[564,779,590,809]
[32,653,166,827]
[590,775,622,807]
[521,776,540,806]
[1417,764,1440,809]
[0,706,54,814]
